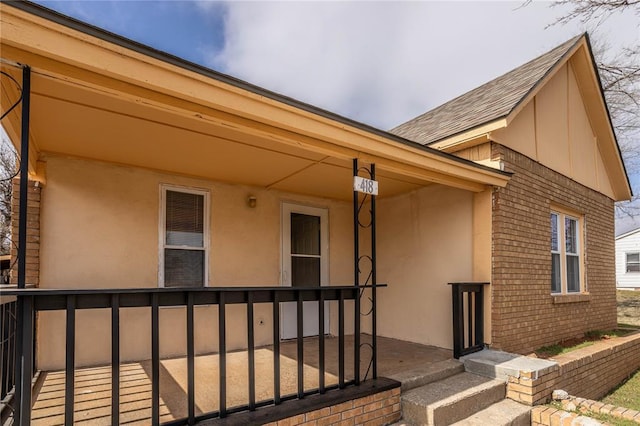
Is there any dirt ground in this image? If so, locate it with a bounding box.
[618,290,640,327]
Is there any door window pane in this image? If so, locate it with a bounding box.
[291,257,320,288]
[291,213,320,255]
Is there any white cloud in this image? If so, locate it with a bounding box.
[203,1,637,130]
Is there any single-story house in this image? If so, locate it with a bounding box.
[615,228,640,290]
[0,1,631,425]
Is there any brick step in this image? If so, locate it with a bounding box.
[450,399,531,426]
[401,372,506,425]
[387,359,464,392]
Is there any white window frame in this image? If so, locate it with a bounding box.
[626,252,640,273]
[551,213,562,294]
[159,184,210,288]
[550,209,584,295]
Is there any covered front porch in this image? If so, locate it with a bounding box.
[29,335,452,425]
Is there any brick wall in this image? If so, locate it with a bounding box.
[490,143,617,354]
[506,332,640,405]
[10,179,40,287]
[263,387,401,426]
[531,400,640,425]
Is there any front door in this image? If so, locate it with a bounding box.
[281,203,329,339]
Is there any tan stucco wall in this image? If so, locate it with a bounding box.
[376,185,474,349]
[37,155,355,370]
[473,189,493,344]
[491,62,615,199]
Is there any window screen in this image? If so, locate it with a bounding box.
[163,188,206,287]
[627,253,640,273]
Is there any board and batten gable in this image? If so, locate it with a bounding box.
[490,61,615,200]
[615,229,640,290]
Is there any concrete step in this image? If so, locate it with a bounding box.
[450,399,531,426]
[387,359,464,392]
[401,372,506,426]
[461,349,556,381]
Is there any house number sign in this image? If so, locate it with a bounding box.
[353,176,379,196]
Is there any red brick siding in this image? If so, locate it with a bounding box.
[490,143,616,353]
[10,179,40,287]
[264,388,401,426]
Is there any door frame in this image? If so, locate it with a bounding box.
[280,202,329,339]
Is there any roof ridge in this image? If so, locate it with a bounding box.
[389,34,585,146]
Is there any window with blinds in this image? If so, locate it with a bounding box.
[160,186,208,287]
[550,210,583,294]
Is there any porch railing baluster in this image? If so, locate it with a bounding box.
[467,291,473,348]
[338,291,345,388]
[475,287,484,348]
[187,292,195,424]
[111,294,120,426]
[14,295,33,426]
[65,295,76,425]
[218,291,227,418]
[296,291,304,399]
[272,290,280,405]
[1,299,17,402]
[247,291,255,410]
[318,289,325,394]
[450,283,487,359]
[151,293,160,426]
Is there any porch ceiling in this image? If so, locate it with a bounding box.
[3,65,429,200]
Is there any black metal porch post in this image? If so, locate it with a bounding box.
[353,159,360,385]
[14,64,32,426]
[370,164,377,379]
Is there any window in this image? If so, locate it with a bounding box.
[160,185,209,287]
[626,253,640,273]
[550,210,583,294]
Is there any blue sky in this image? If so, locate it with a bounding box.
[36,1,227,65]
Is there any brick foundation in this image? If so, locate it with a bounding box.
[506,332,640,405]
[531,397,640,425]
[490,143,616,354]
[264,387,401,426]
[10,179,40,287]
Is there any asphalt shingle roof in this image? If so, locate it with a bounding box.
[390,35,583,146]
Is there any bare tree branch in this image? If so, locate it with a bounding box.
[0,139,17,255]
[549,0,640,27]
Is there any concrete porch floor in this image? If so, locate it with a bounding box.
[30,335,452,425]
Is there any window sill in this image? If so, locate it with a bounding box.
[552,293,591,304]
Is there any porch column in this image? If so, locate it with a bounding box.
[14,64,33,426]
[353,159,378,383]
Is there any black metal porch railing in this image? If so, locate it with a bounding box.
[1,297,17,402]
[5,285,384,426]
[450,282,488,359]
